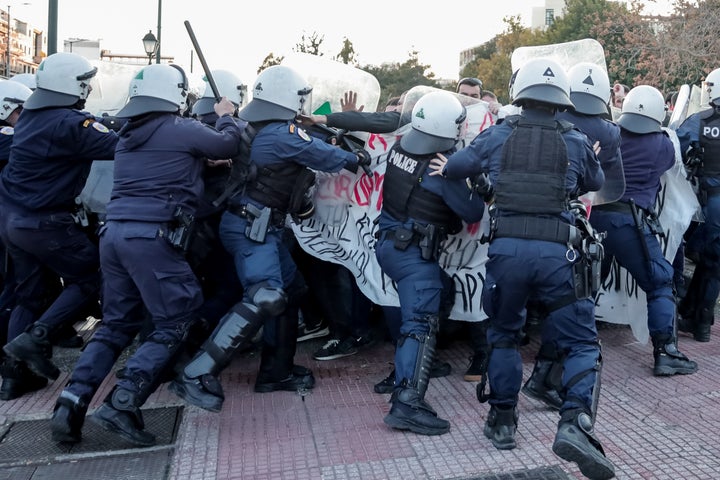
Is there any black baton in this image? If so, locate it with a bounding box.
[184,20,221,102]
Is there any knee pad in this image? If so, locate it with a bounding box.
[250,285,287,317]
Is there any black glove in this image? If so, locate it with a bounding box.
[471,172,494,202]
[354,149,372,176]
[685,141,703,167]
[568,199,588,218]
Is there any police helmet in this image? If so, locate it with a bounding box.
[567,62,611,115]
[511,58,574,110]
[617,85,666,134]
[237,65,312,122]
[192,69,246,116]
[400,90,466,155]
[117,63,189,118]
[9,73,37,91]
[705,67,720,106]
[0,79,32,121]
[24,52,97,110]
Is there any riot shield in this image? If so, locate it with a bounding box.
[511,38,606,75]
[85,62,144,117]
[510,39,623,205]
[667,84,691,131]
[78,160,113,217]
[281,53,381,116]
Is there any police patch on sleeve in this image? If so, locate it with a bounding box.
[289,123,311,142]
[0,126,14,135]
[91,121,110,133]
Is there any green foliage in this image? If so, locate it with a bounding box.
[361,51,440,110]
[333,37,358,66]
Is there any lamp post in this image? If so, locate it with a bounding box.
[6,5,11,77]
[142,30,158,65]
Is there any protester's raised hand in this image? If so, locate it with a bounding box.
[341,91,364,112]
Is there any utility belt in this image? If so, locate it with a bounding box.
[381,223,447,261]
[594,201,664,237]
[226,202,286,244]
[489,215,582,247]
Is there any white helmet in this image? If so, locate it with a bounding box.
[617,85,666,134]
[9,73,37,91]
[0,79,32,121]
[117,63,189,118]
[400,91,466,155]
[512,57,574,110]
[24,52,97,110]
[192,69,246,116]
[238,65,312,122]
[705,67,720,106]
[568,62,611,115]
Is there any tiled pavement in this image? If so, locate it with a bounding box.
[1,319,719,480]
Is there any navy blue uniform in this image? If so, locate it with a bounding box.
[444,109,604,414]
[677,108,720,337]
[65,113,242,403]
[375,145,485,389]
[591,130,676,338]
[220,121,358,304]
[0,108,117,343]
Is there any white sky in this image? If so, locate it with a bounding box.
[14,0,674,84]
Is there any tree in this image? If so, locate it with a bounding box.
[334,37,358,66]
[459,16,546,103]
[361,50,439,110]
[257,53,283,74]
[294,31,325,56]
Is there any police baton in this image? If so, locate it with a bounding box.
[184,20,221,102]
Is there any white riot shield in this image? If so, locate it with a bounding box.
[85,62,143,116]
[667,84,691,131]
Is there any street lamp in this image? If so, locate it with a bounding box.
[142,30,158,65]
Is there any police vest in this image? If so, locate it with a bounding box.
[382,145,460,230]
[699,107,720,176]
[494,117,572,214]
[245,161,314,213]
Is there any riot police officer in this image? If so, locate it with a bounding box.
[592,85,697,376]
[522,62,623,409]
[677,67,720,342]
[50,63,243,446]
[431,58,615,479]
[376,90,485,436]
[1,53,117,388]
[182,69,247,356]
[169,64,369,412]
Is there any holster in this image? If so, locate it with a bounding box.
[167,206,196,253]
[244,203,271,243]
[413,223,444,261]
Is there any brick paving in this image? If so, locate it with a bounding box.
[1,319,719,480]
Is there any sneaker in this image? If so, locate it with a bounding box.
[313,338,357,361]
[297,323,330,343]
[374,369,395,394]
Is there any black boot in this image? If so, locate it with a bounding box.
[552,409,615,480]
[384,386,450,435]
[90,387,156,447]
[521,359,563,410]
[374,368,395,394]
[50,390,88,443]
[652,336,698,376]
[0,358,48,400]
[679,307,712,343]
[170,302,265,411]
[254,311,315,393]
[3,324,59,380]
[483,405,518,450]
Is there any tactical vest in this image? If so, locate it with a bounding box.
[245,161,313,213]
[383,145,460,230]
[699,108,720,176]
[494,117,572,214]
